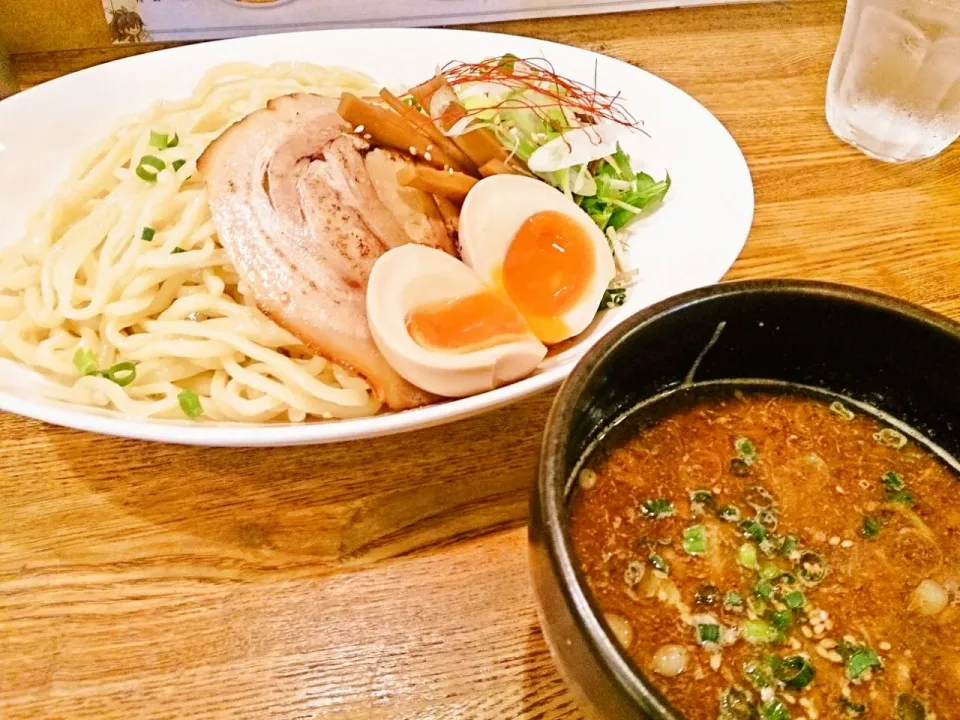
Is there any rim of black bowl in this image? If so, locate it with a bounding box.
[536,278,960,719]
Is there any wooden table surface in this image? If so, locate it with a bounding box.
[3,1,960,718]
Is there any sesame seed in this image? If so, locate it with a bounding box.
[709,654,722,671]
[879,641,891,651]
[829,536,841,546]
[354,124,365,133]
[408,146,418,156]
[835,484,845,494]
[426,144,433,151]
[841,540,854,548]
[424,152,432,162]
[448,167,454,175]
[790,638,802,650]
[820,639,837,649]
[802,626,813,638]
[363,133,372,140]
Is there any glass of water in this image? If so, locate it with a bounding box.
[826,0,960,162]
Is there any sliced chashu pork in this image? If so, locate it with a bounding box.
[364,148,455,255]
[198,93,452,410]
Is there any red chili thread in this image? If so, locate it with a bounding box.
[437,56,641,131]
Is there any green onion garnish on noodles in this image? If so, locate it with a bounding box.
[149,131,179,150]
[178,389,203,419]
[72,348,98,376]
[135,155,166,182]
[101,362,137,387]
[172,159,186,172]
[141,227,155,241]
[149,130,169,149]
[171,247,186,254]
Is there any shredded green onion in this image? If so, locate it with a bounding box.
[759,565,780,581]
[740,519,767,544]
[171,247,186,254]
[135,155,166,182]
[747,596,768,616]
[840,697,867,717]
[149,130,169,149]
[861,515,883,539]
[718,504,742,522]
[779,535,799,556]
[839,643,883,680]
[178,389,203,419]
[729,457,750,476]
[682,524,708,555]
[754,581,774,599]
[760,699,790,720]
[882,471,905,491]
[830,400,855,420]
[689,489,715,516]
[784,590,806,609]
[873,428,907,449]
[100,362,136,387]
[724,591,744,613]
[141,226,155,241]
[895,694,927,720]
[601,287,626,309]
[72,348,98,376]
[648,552,669,573]
[742,619,781,645]
[743,659,772,689]
[798,551,828,586]
[697,623,721,645]
[767,610,792,632]
[738,543,759,570]
[735,436,758,465]
[640,498,675,519]
[720,687,757,720]
[777,655,815,689]
[887,489,916,506]
[172,159,187,172]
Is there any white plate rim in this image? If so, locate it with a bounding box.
[0,27,753,446]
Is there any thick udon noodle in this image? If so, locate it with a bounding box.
[0,62,384,422]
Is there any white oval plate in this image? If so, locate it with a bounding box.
[0,28,753,446]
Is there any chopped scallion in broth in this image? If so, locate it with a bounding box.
[570,391,958,720]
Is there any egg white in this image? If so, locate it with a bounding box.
[458,175,616,345]
[366,244,547,398]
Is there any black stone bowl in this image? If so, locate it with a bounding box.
[529,279,960,719]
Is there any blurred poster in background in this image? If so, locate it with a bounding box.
[102,0,758,43]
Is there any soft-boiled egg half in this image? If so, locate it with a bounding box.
[367,244,547,398]
[459,175,616,345]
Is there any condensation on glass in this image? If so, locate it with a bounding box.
[827,0,960,162]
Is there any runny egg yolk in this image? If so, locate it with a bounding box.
[407,291,530,353]
[501,210,595,342]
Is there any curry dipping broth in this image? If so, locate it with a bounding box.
[569,390,960,720]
